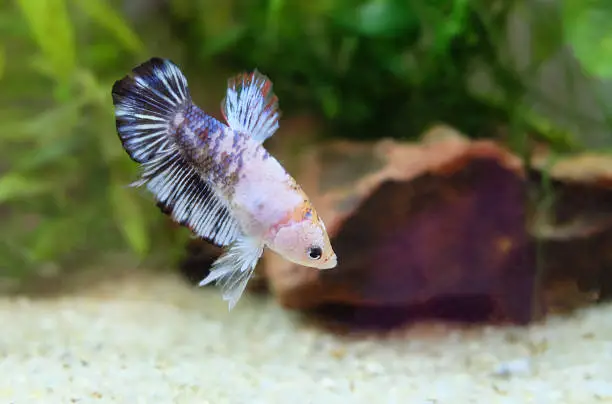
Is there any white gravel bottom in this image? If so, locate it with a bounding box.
[1,270,612,404]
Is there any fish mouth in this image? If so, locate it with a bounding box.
[320,254,337,270]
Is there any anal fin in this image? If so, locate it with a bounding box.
[138,149,241,247]
[199,236,264,310]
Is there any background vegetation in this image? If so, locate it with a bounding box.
[0,0,611,283]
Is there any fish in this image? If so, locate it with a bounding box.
[111,57,338,310]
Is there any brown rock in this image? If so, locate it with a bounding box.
[264,125,539,324]
[175,121,612,324]
[529,149,612,303]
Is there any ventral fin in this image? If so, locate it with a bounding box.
[138,151,241,247]
[221,70,281,144]
[198,236,264,310]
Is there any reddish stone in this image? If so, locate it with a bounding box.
[264,126,541,324]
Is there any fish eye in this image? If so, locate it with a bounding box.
[307,246,322,260]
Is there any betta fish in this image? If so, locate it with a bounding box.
[111,57,337,309]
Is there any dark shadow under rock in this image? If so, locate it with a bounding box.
[309,295,498,332]
[178,240,223,286]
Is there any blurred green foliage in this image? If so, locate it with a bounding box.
[0,0,611,281]
[0,0,177,280]
[169,0,612,147]
[563,0,612,80]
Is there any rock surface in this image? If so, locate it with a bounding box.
[264,126,538,324]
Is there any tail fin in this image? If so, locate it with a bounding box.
[111,57,242,249]
[111,57,191,164]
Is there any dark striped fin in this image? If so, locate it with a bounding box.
[112,58,241,247]
[112,57,191,163]
[139,151,242,247]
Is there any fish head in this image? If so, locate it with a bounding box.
[270,203,337,270]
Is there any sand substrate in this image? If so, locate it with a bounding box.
[1,269,611,404]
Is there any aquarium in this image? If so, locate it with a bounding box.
[1,0,612,402]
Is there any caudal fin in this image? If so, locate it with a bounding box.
[111,57,191,164]
[111,57,242,249]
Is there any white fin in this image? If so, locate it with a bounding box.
[137,151,241,247]
[199,236,264,310]
[112,57,191,163]
[221,70,281,143]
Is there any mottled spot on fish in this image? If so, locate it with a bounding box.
[173,112,185,127]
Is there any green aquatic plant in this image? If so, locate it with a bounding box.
[1,0,611,283]
[168,0,612,150]
[0,0,186,280]
[563,0,612,80]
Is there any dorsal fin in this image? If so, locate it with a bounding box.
[221,70,281,143]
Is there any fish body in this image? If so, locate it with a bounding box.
[111,58,337,309]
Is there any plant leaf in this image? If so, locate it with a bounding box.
[201,25,246,57]
[30,216,85,262]
[0,102,83,143]
[72,0,144,54]
[0,44,4,80]
[525,0,563,67]
[109,183,150,257]
[0,173,50,203]
[333,0,415,38]
[14,135,79,171]
[15,0,76,83]
[563,0,612,79]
